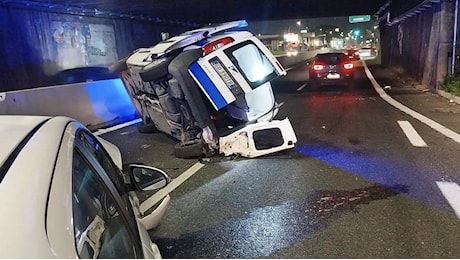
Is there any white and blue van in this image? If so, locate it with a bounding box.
[111,20,297,158]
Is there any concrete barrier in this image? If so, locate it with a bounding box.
[0,78,138,130]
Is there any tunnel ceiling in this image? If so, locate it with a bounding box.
[5,0,391,25]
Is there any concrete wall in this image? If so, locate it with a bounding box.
[380,0,455,88]
[0,5,191,92]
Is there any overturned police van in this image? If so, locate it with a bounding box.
[110,20,297,159]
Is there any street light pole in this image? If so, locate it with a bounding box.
[452,0,459,75]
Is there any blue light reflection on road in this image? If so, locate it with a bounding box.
[294,144,408,187]
[293,144,448,212]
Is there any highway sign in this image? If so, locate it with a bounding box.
[349,15,371,23]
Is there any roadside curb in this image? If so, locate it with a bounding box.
[437,89,460,106]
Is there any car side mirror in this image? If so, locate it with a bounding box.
[126,164,171,191]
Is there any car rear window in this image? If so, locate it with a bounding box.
[224,40,278,89]
[316,53,346,64]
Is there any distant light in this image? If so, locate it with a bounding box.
[284,33,299,42]
[297,21,301,26]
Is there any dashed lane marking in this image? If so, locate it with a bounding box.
[436,181,460,219]
[296,83,307,92]
[397,120,428,147]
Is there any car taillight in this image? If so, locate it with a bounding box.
[202,37,234,56]
[313,64,325,71]
[343,63,353,69]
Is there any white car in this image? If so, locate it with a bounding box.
[0,115,171,258]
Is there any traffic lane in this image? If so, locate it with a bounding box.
[273,58,370,94]
[101,61,460,257]
[144,63,460,257]
[99,123,200,179]
[275,62,460,214]
[150,158,460,258]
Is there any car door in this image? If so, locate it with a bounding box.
[72,130,162,258]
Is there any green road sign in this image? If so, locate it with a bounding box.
[349,15,371,23]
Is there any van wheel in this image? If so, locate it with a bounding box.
[137,121,157,133]
[139,54,176,83]
[173,140,204,159]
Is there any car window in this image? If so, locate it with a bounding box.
[316,54,346,64]
[77,131,126,195]
[72,150,136,258]
[225,41,277,88]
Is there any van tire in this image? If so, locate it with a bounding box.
[173,141,204,159]
[139,55,176,83]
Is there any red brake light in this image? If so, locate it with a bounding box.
[313,63,325,71]
[343,63,353,69]
[203,37,234,56]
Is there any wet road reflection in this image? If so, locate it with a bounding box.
[152,184,408,258]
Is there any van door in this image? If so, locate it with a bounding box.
[189,34,286,110]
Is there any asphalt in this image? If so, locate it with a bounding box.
[367,62,460,136]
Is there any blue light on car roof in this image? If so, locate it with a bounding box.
[238,20,249,28]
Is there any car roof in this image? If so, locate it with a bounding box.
[0,115,50,166]
[0,116,77,258]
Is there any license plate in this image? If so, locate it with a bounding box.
[326,73,340,79]
[211,59,236,89]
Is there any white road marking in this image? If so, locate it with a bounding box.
[140,161,205,214]
[286,66,296,72]
[296,83,307,92]
[93,118,142,136]
[436,181,460,219]
[363,61,460,145]
[397,120,428,147]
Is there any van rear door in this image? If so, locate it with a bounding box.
[189,35,286,111]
